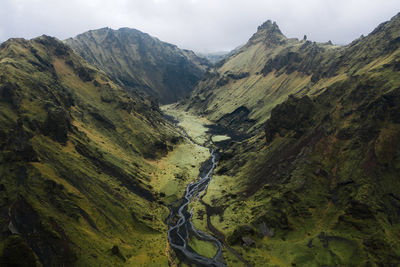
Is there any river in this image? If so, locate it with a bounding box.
[165,146,226,266]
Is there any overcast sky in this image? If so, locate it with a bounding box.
[1,0,399,52]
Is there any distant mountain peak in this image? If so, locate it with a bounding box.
[257,20,283,35]
[65,27,210,103]
[247,20,286,47]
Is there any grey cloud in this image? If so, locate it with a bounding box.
[0,0,399,52]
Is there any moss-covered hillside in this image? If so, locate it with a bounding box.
[185,14,400,133]
[185,13,400,266]
[65,28,210,104]
[1,10,400,267]
[0,35,189,266]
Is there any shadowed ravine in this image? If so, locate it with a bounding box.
[165,147,226,266]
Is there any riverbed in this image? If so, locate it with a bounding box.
[161,104,254,267]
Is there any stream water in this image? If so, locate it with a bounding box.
[165,148,226,266]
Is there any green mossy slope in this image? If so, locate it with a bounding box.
[185,14,400,132]
[0,35,183,266]
[187,13,400,266]
[65,28,210,104]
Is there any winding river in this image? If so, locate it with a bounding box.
[165,147,226,266]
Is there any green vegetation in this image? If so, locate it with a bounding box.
[188,237,218,259]
[185,15,400,132]
[183,12,400,267]
[1,10,400,267]
[162,104,214,145]
[0,35,206,266]
[65,28,210,104]
[148,140,210,203]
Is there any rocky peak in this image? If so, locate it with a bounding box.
[257,20,283,35]
[247,20,286,47]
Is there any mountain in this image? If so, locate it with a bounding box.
[197,45,245,65]
[185,20,343,132]
[197,51,230,64]
[0,35,193,266]
[65,27,210,104]
[1,12,400,267]
[183,13,400,266]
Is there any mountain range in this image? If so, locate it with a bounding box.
[183,13,400,266]
[65,27,210,104]
[0,12,399,267]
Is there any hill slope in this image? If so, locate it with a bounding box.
[1,13,399,267]
[65,27,210,104]
[0,35,197,266]
[185,15,400,133]
[185,13,400,266]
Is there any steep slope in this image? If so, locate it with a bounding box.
[185,13,400,266]
[0,35,198,266]
[65,27,210,104]
[184,20,354,132]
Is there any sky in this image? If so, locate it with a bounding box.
[1,0,399,52]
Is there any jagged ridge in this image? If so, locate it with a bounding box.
[185,13,400,133]
[65,27,210,104]
[184,12,400,266]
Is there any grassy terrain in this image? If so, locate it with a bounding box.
[185,14,400,132]
[188,237,218,259]
[0,35,210,266]
[1,11,400,267]
[191,72,400,265]
[162,104,213,145]
[65,28,210,104]
[148,140,210,203]
[182,13,400,266]
[163,104,251,266]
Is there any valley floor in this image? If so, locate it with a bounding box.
[161,104,252,266]
[161,103,398,267]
